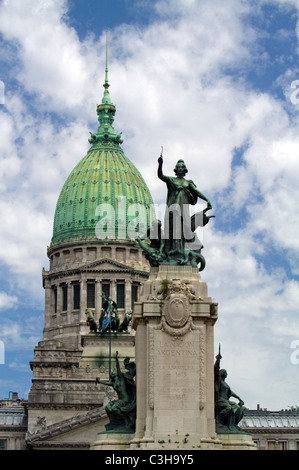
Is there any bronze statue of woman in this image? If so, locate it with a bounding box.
[157,152,213,267]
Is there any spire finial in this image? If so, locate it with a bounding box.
[104,30,109,90]
[102,30,112,105]
[88,31,123,146]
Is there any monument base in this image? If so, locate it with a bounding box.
[132,265,221,450]
[130,434,222,450]
[90,432,256,451]
[90,432,135,451]
[217,433,256,450]
[129,265,257,451]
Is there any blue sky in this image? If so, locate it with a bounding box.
[0,0,299,410]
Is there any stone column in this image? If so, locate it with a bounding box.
[56,283,63,327]
[52,283,58,329]
[133,319,147,439]
[111,280,116,303]
[125,279,132,312]
[95,279,102,323]
[67,281,72,325]
[44,281,51,330]
[80,276,87,323]
[82,246,87,263]
[131,265,222,450]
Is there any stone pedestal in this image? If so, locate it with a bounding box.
[131,265,222,450]
[90,432,135,450]
[218,433,257,450]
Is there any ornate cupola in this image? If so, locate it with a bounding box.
[27,37,154,435]
[89,37,123,145]
[51,37,154,246]
[43,35,155,346]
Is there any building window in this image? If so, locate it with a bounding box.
[132,284,138,309]
[102,283,110,301]
[87,283,95,308]
[278,441,287,450]
[0,440,7,450]
[117,283,125,309]
[62,285,68,311]
[73,284,80,310]
[267,441,275,450]
[267,441,287,450]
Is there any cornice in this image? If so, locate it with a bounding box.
[43,257,149,282]
[0,426,27,432]
[26,403,99,410]
[29,361,79,369]
[26,441,90,449]
[26,406,106,446]
[242,427,299,434]
[47,238,140,256]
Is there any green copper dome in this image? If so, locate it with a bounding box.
[51,45,154,246]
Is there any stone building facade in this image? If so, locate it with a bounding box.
[0,393,27,450]
[25,55,154,448]
[241,407,299,450]
[3,44,298,451]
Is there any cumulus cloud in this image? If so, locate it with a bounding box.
[0,292,18,311]
[0,315,42,351]
[0,0,101,114]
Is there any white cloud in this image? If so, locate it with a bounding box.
[0,0,102,115]
[0,315,42,351]
[0,292,18,311]
[9,360,31,372]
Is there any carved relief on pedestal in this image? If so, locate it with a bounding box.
[147,278,208,411]
[161,279,193,337]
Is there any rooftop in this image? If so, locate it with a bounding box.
[241,407,299,429]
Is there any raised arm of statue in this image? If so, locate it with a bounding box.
[157,154,168,183]
[214,346,222,388]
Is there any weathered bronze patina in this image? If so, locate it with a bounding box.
[96,352,136,433]
[137,151,214,270]
[214,347,246,434]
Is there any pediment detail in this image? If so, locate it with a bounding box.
[45,257,150,282]
[82,258,132,272]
